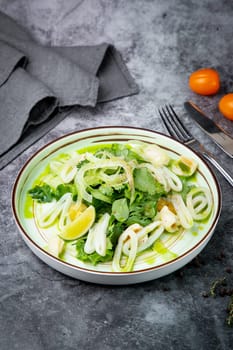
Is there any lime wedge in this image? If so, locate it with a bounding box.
[60,205,95,241]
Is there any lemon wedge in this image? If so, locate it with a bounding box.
[60,205,95,241]
[69,202,87,221]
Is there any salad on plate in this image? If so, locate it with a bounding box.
[27,141,213,272]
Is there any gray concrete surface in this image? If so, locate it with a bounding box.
[0,1,233,349]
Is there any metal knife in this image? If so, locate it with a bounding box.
[184,101,233,158]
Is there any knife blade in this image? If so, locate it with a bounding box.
[184,101,233,158]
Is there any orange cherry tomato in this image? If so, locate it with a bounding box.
[218,93,233,121]
[189,68,220,95]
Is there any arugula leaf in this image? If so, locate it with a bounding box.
[76,238,113,265]
[28,184,55,203]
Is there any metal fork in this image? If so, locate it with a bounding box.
[158,104,233,187]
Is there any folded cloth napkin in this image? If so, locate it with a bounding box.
[0,11,138,169]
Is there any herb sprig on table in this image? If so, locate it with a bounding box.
[226,296,233,326]
[202,276,233,327]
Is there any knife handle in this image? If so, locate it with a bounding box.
[201,152,233,187]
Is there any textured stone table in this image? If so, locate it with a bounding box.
[0,1,233,349]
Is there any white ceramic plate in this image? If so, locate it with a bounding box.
[12,127,221,284]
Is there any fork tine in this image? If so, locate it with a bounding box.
[166,105,192,140]
[159,104,193,142]
[159,106,188,141]
[158,107,180,140]
[164,105,188,141]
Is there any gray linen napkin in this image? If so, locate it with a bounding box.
[0,41,28,87]
[0,68,58,156]
[0,11,139,169]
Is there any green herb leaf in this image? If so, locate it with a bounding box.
[76,238,113,265]
[90,198,112,220]
[134,167,165,195]
[29,183,77,203]
[28,184,55,203]
[55,184,77,201]
[227,296,233,327]
[96,143,143,162]
[76,159,90,169]
[112,198,129,222]
[209,277,227,297]
[107,218,126,247]
[126,190,164,227]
